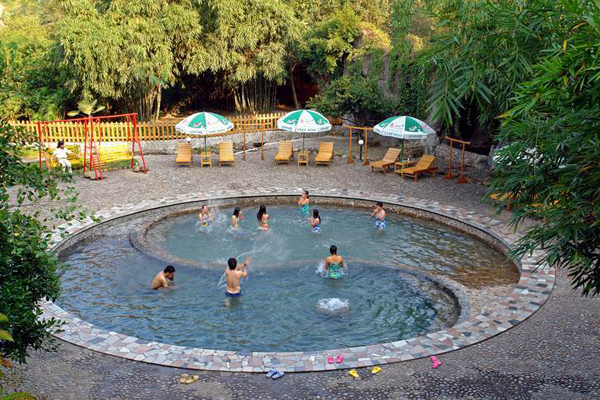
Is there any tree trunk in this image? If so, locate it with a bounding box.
[290,63,300,109]
[154,86,162,122]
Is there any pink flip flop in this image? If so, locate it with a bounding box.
[328,356,334,364]
[431,356,441,369]
[336,355,344,364]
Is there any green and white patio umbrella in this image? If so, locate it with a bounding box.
[374,116,436,159]
[175,112,234,152]
[277,109,332,150]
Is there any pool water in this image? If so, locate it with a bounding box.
[148,205,518,287]
[58,204,518,352]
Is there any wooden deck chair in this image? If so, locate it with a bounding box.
[369,148,402,174]
[396,154,438,180]
[218,142,235,166]
[175,143,193,167]
[314,142,334,166]
[274,141,294,164]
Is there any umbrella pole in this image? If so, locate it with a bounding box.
[302,133,305,151]
[401,140,405,161]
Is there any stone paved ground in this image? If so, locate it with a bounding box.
[4,142,600,399]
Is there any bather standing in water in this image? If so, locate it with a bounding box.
[309,209,321,233]
[231,207,244,228]
[152,265,175,289]
[324,245,345,279]
[298,190,310,214]
[225,257,251,297]
[371,202,386,229]
[199,205,214,227]
[257,205,269,230]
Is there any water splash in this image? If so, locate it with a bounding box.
[316,298,350,315]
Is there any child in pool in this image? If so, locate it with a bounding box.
[324,245,345,279]
[257,205,269,230]
[298,190,310,214]
[309,209,321,233]
[371,202,386,229]
[199,205,214,227]
[231,207,244,228]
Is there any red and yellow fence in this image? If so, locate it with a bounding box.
[9,112,286,143]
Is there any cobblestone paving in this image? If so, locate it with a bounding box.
[4,149,600,399]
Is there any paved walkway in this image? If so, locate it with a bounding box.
[4,148,600,399]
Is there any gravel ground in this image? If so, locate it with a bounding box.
[3,139,599,399]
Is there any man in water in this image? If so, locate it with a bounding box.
[152,265,175,289]
[371,201,386,229]
[226,256,251,297]
[324,245,345,279]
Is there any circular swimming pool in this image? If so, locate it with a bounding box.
[57,201,519,353]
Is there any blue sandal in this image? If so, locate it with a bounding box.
[271,371,285,380]
[266,369,277,378]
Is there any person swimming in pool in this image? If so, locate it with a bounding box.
[231,207,244,228]
[226,257,251,297]
[309,209,321,233]
[298,190,310,214]
[371,202,386,229]
[199,205,214,227]
[151,265,175,289]
[257,205,269,230]
[324,245,345,279]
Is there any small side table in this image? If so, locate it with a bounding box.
[298,150,310,166]
[393,160,416,173]
[200,152,212,168]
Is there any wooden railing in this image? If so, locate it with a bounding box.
[10,112,286,143]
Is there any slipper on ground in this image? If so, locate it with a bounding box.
[272,371,285,380]
[266,369,277,378]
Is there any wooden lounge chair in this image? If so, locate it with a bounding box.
[175,142,193,167]
[396,154,438,180]
[369,148,402,173]
[314,142,334,166]
[218,142,235,166]
[274,141,294,164]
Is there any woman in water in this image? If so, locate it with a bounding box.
[324,245,345,279]
[231,207,244,228]
[298,190,310,214]
[371,201,386,229]
[309,209,321,233]
[256,205,269,230]
[199,205,214,227]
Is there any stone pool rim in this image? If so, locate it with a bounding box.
[41,188,554,373]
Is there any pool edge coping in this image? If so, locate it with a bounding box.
[40,187,555,373]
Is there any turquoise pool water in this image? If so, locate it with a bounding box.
[58,204,517,352]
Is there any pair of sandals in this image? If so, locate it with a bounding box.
[266,369,285,379]
[179,373,199,384]
[327,355,344,364]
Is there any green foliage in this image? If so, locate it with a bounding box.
[0,314,12,343]
[488,0,600,295]
[67,99,105,117]
[0,122,91,363]
[56,0,205,120]
[296,6,363,82]
[426,0,570,130]
[0,12,71,120]
[308,76,393,126]
[195,0,302,112]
